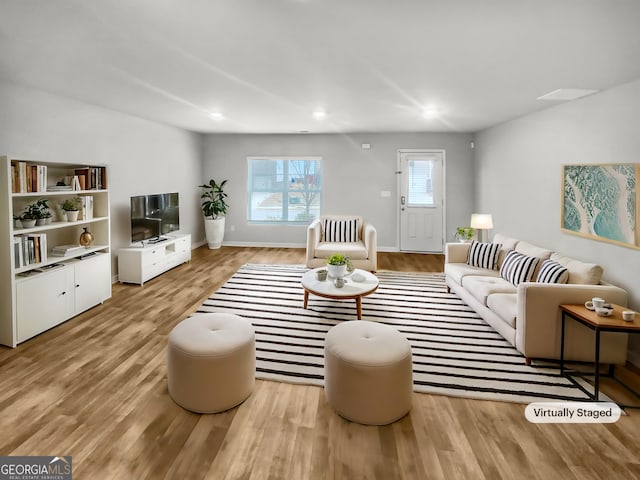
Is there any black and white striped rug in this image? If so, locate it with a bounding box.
[195,264,599,404]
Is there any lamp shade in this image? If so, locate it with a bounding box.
[470,213,493,230]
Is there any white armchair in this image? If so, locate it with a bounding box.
[306,215,377,271]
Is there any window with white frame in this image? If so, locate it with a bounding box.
[247,156,322,223]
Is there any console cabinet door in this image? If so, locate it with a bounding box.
[74,253,111,313]
[16,267,74,343]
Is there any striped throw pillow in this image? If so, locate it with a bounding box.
[536,259,569,284]
[500,250,540,286]
[323,218,359,242]
[466,241,501,270]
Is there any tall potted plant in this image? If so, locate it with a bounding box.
[199,179,229,249]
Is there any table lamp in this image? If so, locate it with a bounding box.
[470,213,493,242]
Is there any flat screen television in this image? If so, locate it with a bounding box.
[130,192,180,243]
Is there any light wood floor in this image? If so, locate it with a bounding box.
[1,246,640,480]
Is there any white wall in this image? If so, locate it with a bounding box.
[203,132,474,249]
[474,78,640,359]
[0,82,204,276]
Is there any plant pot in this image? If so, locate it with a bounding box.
[21,219,36,228]
[36,218,46,226]
[327,264,347,278]
[204,217,225,249]
[66,210,79,222]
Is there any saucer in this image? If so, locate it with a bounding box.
[585,305,595,311]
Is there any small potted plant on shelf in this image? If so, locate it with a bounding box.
[326,253,352,278]
[20,205,39,228]
[61,197,81,222]
[36,198,52,225]
[199,179,229,249]
[455,227,475,243]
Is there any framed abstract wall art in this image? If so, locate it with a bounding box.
[562,163,640,249]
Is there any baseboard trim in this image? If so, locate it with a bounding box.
[218,241,404,251]
[627,348,640,369]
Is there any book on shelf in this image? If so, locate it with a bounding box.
[75,166,107,190]
[50,244,85,257]
[79,195,93,220]
[47,185,73,192]
[14,233,47,268]
[11,161,47,193]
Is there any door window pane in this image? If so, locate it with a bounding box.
[407,159,434,206]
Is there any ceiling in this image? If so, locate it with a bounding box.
[1,0,640,134]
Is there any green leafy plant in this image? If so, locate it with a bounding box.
[199,179,229,219]
[61,197,81,212]
[455,227,475,241]
[22,201,46,220]
[36,198,52,218]
[327,253,350,266]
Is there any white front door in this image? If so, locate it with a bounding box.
[398,150,445,252]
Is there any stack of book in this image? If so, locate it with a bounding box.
[79,196,94,220]
[50,244,86,257]
[74,167,107,190]
[14,234,48,267]
[11,162,48,193]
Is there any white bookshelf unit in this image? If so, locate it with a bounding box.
[117,234,191,285]
[1,155,112,347]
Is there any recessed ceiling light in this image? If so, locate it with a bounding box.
[208,112,224,120]
[312,110,326,119]
[537,89,599,101]
[421,106,440,119]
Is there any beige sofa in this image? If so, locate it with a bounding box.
[445,233,628,364]
[306,215,377,271]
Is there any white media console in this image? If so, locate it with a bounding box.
[117,233,191,285]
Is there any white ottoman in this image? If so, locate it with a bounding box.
[324,321,413,425]
[167,313,255,413]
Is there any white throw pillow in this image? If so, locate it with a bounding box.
[500,250,540,286]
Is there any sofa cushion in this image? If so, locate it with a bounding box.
[315,242,368,259]
[536,259,569,284]
[323,218,359,242]
[493,234,520,268]
[499,250,540,286]
[549,253,603,285]
[487,293,517,329]
[445,263,500,286]
[462,276,516,306]
[466,241,501,270]
[515,241,552,260]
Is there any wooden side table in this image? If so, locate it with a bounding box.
[559,303,640,401]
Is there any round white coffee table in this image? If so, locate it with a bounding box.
[301,268,379,320]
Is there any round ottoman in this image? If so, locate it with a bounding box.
[324,321,413,425]
[167,313,255,413]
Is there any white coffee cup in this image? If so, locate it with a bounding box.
[585,297,605,310]
[595,307,612,317]
[622,311,636,322]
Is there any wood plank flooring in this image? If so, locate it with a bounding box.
[1,246,639,479]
